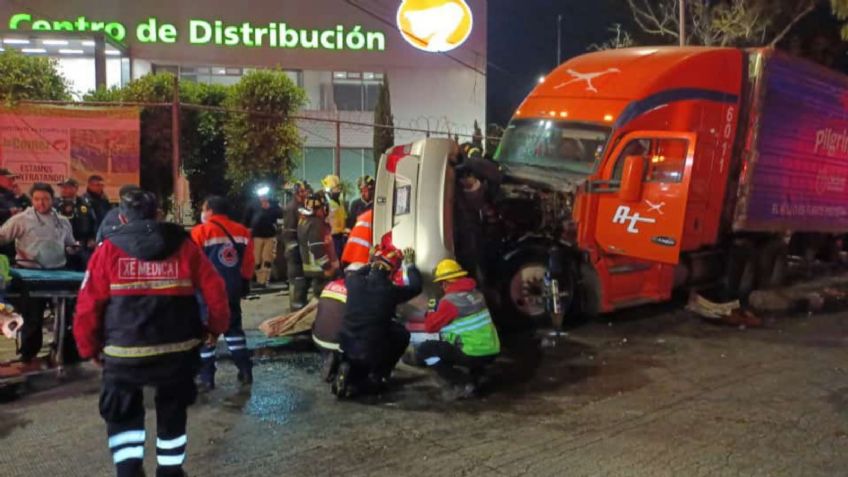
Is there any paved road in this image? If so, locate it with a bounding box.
[1,294,847,477]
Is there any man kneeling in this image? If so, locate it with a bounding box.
[419,259,500,399]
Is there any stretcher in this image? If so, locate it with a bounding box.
[0,268,84,390]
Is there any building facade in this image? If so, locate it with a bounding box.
[0,0,486,188]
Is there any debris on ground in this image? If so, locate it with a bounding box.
[258,300,318,337]
[687,292,762,328]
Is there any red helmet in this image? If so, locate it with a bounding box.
[372,244,403,271]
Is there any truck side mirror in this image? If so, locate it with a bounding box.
[619,155,645,202]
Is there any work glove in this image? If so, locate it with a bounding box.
[402,248,415,265]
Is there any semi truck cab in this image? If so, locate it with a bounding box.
[377,46,848,327]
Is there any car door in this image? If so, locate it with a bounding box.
[593,131,697,264]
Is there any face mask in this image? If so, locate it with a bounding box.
[201,210,212,224]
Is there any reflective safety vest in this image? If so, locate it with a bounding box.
[341,209,372,266]
[327,196,347,235]
[440,290,500,357]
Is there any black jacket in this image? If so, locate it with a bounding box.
[55,196,97,243]
[84,190,112,228]
[346,198,373,229]
[0,187,17,224]
[243,202,283,238]
[340,264,422,362]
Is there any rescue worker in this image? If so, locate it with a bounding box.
[346,175,375,229]
[0,183,78,363]
[418,259,500,399]
[73,189,230,477]
[96,185,141,243]
[340,209,373,269]
[321,174,348,259]
[298,192,339,299]
[334,244,421,398]
[191,196,255,391]
[55,178,97,270]
[243,188,282,288]
[283,181,310,311]
[83,174,112,230]
[312,275,350,382]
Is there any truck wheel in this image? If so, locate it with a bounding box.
[496,248,551,329]
[757,239,787,290]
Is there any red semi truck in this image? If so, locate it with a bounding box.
[375,47,848,326]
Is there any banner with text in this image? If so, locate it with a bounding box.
[0,105,140,201]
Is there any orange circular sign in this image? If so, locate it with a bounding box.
[396,0,473,53]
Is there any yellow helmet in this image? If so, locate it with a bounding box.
[321,174,341,191]
[433,259,467,282]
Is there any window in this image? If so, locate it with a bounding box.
[178,65,301,87]
[332,72,384,111]
[611,138,687,183]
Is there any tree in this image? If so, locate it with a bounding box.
[224,70,306,194]
[180,82,230,218]
[588,24,636,51]
[832,0,848,39]
[373,76,394,166]
[472,120,483,148]
[627,0,817,47]
[0,50,69,104]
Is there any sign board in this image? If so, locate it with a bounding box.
[0,105,140,200]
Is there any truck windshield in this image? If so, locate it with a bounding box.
[496,119,610,175]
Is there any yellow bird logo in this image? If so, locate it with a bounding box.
[397,0,473,53]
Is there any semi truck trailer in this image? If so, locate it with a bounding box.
[375,47,848,326]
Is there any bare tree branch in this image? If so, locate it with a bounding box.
[770,1,817,47]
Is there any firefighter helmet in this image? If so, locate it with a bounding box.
[321,174,341,191]
[303,192,328,215]
[433,259,468,282]
[372,244,403,272]
[357,175,375,189]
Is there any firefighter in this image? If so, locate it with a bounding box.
[321,174,348,259]
[334,244,422,398]
[283,181,310,311]
[418,259,500,399]
[346,175,375,229]
[55,178,97,270]
[311,273,351,382]
[340,208,373,269]
[73,189,230,477]
[298,192,338,299]
[191,196,256,392]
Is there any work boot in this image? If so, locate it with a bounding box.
[237,369,253,386]
[320,352,340,383]
[333,361,354,399]
[291,277,308,311]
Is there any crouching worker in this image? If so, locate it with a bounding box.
[334,246,421,398]
[312,276,349,382]
[73,190,230,477]
[419,259,500,399]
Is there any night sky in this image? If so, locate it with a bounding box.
[487,0,631,125]
[486,0,847,126]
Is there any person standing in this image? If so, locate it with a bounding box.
[283,181,310,311]
[83,175,112,230]
[0,168,21,225]
[74,189,230,477]
[418,259,500,399]
[321,175,348,259]
[334,245,421,398]
[11,183,32,211]
[95,185,140,243]
[0,183,77,363]
[243,190,282,288]
[298,192,338,299]
[346,176,375,230]
[55,178,97,270]
[191,196,255,391]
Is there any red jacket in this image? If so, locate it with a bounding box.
[424,277,478,333]
[191,214,255,302]
[74,225,230,361]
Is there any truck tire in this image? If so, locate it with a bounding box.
[496,247,551,330]
[756,238,787,290]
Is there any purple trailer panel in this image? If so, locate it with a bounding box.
[734,51,848,232]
